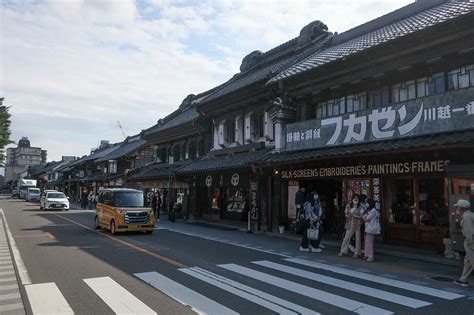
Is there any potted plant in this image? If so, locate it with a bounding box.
[278,215,285,234]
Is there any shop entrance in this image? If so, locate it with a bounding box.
[297,179,343,236]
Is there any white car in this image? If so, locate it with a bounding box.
[40,192,70,210]
[26,188,41,202]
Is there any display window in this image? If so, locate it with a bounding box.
[390,178,415,224]
[225,187,248,213]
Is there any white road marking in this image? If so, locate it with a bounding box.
[84,276,156,315]
[0,277,17,283]
[159,227,290,257]
[0,209,32,285]
[285,258,464,300]
[0,292,21,301]
[219,263,393,315]
[0,270,15,276]
[0,302,24,312]
[254,260,430,308]
[0,284,19,291]
[25,282,74,314]
[135,271,237,315]
[182,267,320,315]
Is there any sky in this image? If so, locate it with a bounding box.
[0,0,413,172]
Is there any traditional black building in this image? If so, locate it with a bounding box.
[261,0,474,250]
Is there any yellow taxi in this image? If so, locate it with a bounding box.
[94,188,155,234]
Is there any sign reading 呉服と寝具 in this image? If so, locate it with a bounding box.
[284,87,474,151]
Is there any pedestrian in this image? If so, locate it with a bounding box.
[88,191,94,210]
[339,194,364,258]
[155,191,161,222]
[81,189,88,210]
[300,193,322,253]
[454,199,473,287]
[313,192,325,249]
[295,187,306,233]
[363,199,381,262]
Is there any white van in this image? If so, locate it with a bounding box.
[26,188,41,202]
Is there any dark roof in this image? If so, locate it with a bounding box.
[202,34,331,104]
[95,138,147,163]
[177,149,271,174]
[268,1,474,84]
[66,143,122,167]
[127,161,190,180]
[261,130,474,165]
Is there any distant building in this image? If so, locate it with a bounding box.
[4,137,47,182]
[0,175,5,189]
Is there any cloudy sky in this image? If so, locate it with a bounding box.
[1,0,412,169]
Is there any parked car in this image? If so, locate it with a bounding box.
[95,188,155,235]
[11,188,19,198]
[26,188,41,202]
[40,191,69,210]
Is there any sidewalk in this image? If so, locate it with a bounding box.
[183,217,462,267]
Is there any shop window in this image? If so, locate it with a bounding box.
[226,119,236,144]
[390,178,414,224]
[391,80,416,103]
[447,64,474,90]
[254,113,265,139]
[189,141,197,160]
[108,161,117,174]
[346,92,367,113]
[173,145,181,162]
[417,72,445,96]
[368,86,390,108]
[210,188,221,210]
[418,178,448,227]
[224,187,248,213]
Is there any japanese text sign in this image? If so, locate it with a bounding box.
[284,87,474,151]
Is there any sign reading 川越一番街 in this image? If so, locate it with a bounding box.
[284,87,474,151]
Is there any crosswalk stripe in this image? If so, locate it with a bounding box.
[0,302,24,312]
[0,292,21,301]
[25,282,73,314]
[0,270,14,276]
[182,267,320,315]
[0,277,16,283]
[219,263,392,315]
[285,258,463,300]
[84,276,156,315]
[254,260,431,308]
[135,271,237,315]
[0,284,18,291]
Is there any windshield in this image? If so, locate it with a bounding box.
[28,189,40,194]
[47,193,66,199]
[19,185,34,191]
[113,192,144,208]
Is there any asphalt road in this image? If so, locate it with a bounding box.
[1,196,473,315]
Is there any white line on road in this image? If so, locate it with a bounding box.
[25,282,74,314]
[0,302,24,312]
[254,260,430,308]
[0,208,32,285]
[0,292,21,301]
[159,226,291,258]
[0,284,19,291]
[285,258,464,300]
[219,263,393,315]
[0,277,17,283]
[84,276,156,315]
[135,271,237,315]
[182,267,320,315]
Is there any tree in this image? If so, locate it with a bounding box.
[0,97,13,166]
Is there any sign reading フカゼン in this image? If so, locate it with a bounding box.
[284,87,474,151]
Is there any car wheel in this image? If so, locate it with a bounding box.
[110,220,116,235]
[94,216,101,230]
[145,230,153,234]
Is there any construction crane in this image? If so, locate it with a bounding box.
[116,120,127,139]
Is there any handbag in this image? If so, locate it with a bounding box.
[365,213,381,235]
[307,222,320,240]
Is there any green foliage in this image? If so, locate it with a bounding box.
[0,98,13,166]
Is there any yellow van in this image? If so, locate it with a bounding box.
[94,188,155,235]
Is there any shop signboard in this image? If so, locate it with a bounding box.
[284,87,474,151]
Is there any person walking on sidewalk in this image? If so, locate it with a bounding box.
[295,187,306,233]
[300,193,322,253]
[339,194,364,258]
[363,199,381,262]
[454,199,474,287]
[81,189,88,210]
[313,192,325,249]
[87,191,94,210]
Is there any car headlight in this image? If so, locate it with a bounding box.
[116,210,125,214]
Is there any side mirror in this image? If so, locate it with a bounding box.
[67,197,70,200]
